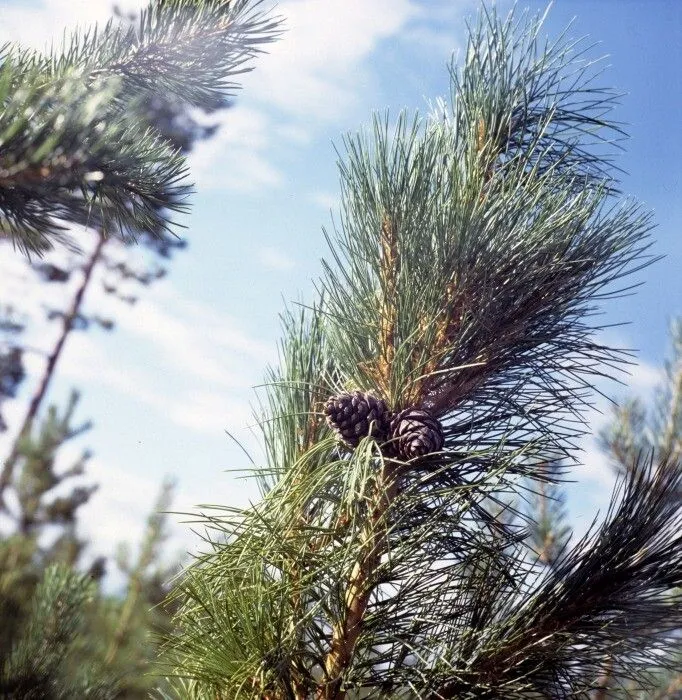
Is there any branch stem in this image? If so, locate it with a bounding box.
[0,233,106,506]
[319,462,399,700]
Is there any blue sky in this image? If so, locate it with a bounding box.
[0,0,680,589]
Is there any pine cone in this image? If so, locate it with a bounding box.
[389,408,444,460]
[325,391,390,447]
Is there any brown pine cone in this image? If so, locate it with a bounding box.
[324,391,391,447]
[389,407,444,460]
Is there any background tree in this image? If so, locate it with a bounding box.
[524,462,572,568]
[0,564,120,699]
[0,415,180,699]
[101,478,180,697]
[0,0,281,695]
[0,0,280,256]
[161,7,682,699]
[0,392,109,697]
[601,319,682,472]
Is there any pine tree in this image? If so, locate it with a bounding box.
[101,478,180,697]
[0,392,98,677]
[601,319,682,473]
[159,7,682,698]
[524,463,571,568]
[0,564,119,699]
[0,398,182,697]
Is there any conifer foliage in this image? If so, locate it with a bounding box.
[161,7,682,699]
[0,0,280,255]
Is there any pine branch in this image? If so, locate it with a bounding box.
[8,391,94,537]
[433,456,682,699]
[0,66,190,255]
[81,0,281,109]
[0,0,281,255]
[319,457,401,700]
[447,5,627,190]
[656,321,682,463]
[323,59,653,469]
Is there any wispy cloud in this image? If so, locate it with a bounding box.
[53,279,273,436]
[399,0,478,59]
[256,245,296,271]
[189,107,284,192]
[309,191,340,211]
[189,0,424,190]
[246,0,419,121]
[116,289,272,386]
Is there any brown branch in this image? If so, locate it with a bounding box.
[318,462,399,700]
[410,279,473,407]
[0,156,84,189]
[0,232,106,508]
[477,117,487,154]
[280,392,332,698]
[376,215,399,400]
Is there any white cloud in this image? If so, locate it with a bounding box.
[257,245,295,271]
[247,0,419,121]
[188,0,425,189]
[189,106,284,192]
[573,434,616,492]
[624,361,663,393]
[166,389,256,435]
[274,123,311,145]
[1,232,271,442]
[309,191,340,211]
[117,283,272,384]
[399,0,478,58]
[51,281,272,436]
